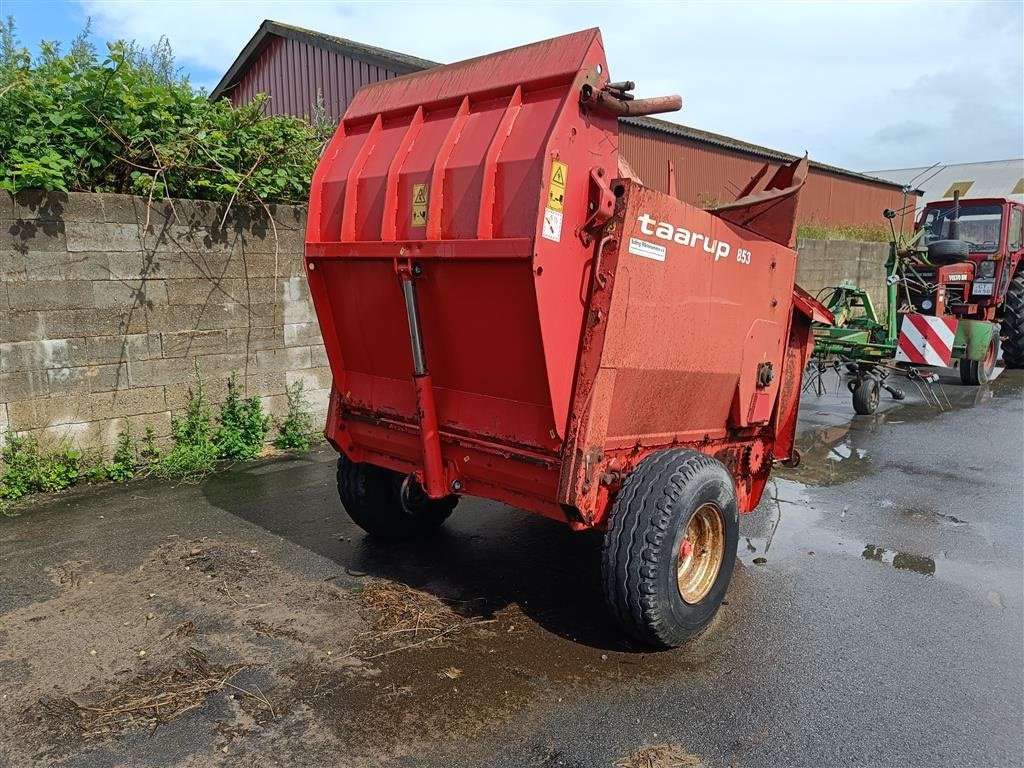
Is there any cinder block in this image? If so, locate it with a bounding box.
[244,252,306,278]
[163,377,231,411]
[44,363,130,395]
[66,220,143,253]
[283,322,324,347]
[11,190,70,221]
[85,333,162,365]
[7,280,95,311]
[0,338,87,373]
[147,303,251,333]
[1,370,50,400]
[286,366,333,392]
[6,386,166,430]
[309,344,329,368]
[164,278,247,307]
[5,217,67,255]
[129,352,247,388]
[225,326,284,352]
[160,330,230,359]
[97,193,144,224]
[92,279,169,309]
[0,311,45,343]
[256,346,311,373]
[243,371,287,397]
[37,308,148,338]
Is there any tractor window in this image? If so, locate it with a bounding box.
[1010,208,1022,252]
[921,204,1003,253]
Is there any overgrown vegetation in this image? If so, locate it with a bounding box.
[0,18,329,203]
[155,363,219,482]
[797,221,891,243]
[0,435,82,501]
[273,380,318,452]
[215,372,270,460]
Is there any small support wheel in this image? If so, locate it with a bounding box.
[852,377,880,415]
[336,455,458,539]
[601,449,739,648]
[959,336,997,385]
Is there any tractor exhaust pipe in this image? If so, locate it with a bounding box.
[580,83,682,117]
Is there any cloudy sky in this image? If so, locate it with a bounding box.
[6,0,1023,172]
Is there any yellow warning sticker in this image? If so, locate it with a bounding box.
[412,183,428,227]
[547,160,568,212]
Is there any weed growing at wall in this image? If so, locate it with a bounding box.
[274,380,318,452]
[104,428,137,482]
[156,363,218,482]
[216,372,270,460]
[0,19,328,203]
[0,435,82,501]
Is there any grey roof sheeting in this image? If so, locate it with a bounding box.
[212,21,909,193]
[870,159,1024,206]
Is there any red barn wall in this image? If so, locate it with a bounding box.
[620,125,913,228]
[226,36,404,121]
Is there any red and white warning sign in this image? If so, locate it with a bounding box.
[895,313,958,367]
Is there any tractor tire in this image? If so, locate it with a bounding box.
[601,449,738,648]
[336,455,457,539]
[852,377,880,415]
[927,239,970,263]
[1001,273,1024,368]
[959,335,997,385]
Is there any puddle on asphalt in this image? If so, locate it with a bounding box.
[741,478,956,583]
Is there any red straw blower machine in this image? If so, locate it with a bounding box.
[305,29,825,647]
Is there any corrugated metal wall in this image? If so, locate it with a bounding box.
[620,125,912,228]
[227,36,402,121]
[227,36,911,229]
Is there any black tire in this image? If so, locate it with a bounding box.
[336,455,457,539]
[852,377,880,414]
[601,449,739,648]
[959,335,997,385]
[1001,273,1024,368]
[927,239,970,263]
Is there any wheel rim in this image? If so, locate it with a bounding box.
[677,503,726,604]
[983,338,996,375]
[868,381,880,410]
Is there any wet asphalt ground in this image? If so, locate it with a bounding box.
[1,369,1022,768]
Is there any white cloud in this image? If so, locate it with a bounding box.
[77,0,1024,171]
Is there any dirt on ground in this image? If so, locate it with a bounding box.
[0,534,702,767]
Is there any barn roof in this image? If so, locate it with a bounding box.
[212,20,913,193]
[210,19,438,101]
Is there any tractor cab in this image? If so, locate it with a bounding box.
[908,196,1024,322]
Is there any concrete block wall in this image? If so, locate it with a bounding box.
[0,189,889,460]
[1,191,329,456]
[796,238,890,320]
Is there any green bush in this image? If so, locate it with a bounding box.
[103,427,136,482]
[0,18,328,203]
[0,434,82,500]
[216,372,269,460]
[156,362,218,481]
[273,380,318,452]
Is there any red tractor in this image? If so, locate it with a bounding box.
[908,194,1024,381]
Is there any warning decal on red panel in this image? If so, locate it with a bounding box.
[895,313,958,367]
